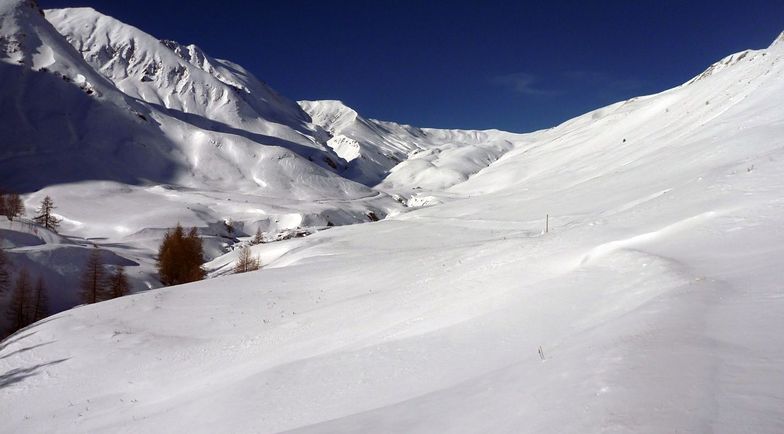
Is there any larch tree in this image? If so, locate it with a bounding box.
[0,249,10,293]
[108,266,130,298]
[81,245,107,304]
[234,246,260,274]
[157,224,184,286]
[6,268,32,333]
[157,224,205,286]
[33,195,60,231]
[252,227,264,245]
[185,227,206,282]
[4,193,24,221]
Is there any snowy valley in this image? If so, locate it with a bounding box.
[1,0,784,432]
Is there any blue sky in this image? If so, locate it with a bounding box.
[42,0,784,132]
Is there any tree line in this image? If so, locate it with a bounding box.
[0,194,123,338]
[0,246,131,338]
[1,259,48,335]
[155,223,262,279]
[1,192,266,339]
[1,250,48,338]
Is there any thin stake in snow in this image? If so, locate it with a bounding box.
[538,345,545,361]
[545,214,549,234]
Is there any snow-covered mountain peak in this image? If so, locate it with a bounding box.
[300,99,362,133]
[45,7,311,130]
[1,1,92,75]
[686,49,756,84]
[0,0,49,66]
[157,38,250,93]
[687,32,784,85]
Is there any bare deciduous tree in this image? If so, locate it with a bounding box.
[0,249,11,293]
[33,196,60,231]
[6,268,32,333]
[81,246,107,304]
[252,227,264,245]
[31,276,49,322]
[234,246,260,274]
[108,266,130,298]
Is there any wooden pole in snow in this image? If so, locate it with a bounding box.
[545,214,549,234]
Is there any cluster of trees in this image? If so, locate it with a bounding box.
[0,190,24,221]
[0,192,62,233]
[155,223,263,279]
[2,202,263,336]
[1,196,242,336]
[157,224,206,286]
[0,244,133,338]
[6,268,48,333]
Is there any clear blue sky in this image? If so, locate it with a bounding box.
[42,0,784,132]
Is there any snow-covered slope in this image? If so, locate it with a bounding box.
[2,15,783,433]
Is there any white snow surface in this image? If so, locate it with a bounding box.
[1,2,784,433]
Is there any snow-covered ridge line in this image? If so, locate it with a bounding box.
[687,31,784,85]
[45,7,313,132]
[300,99,527,189]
